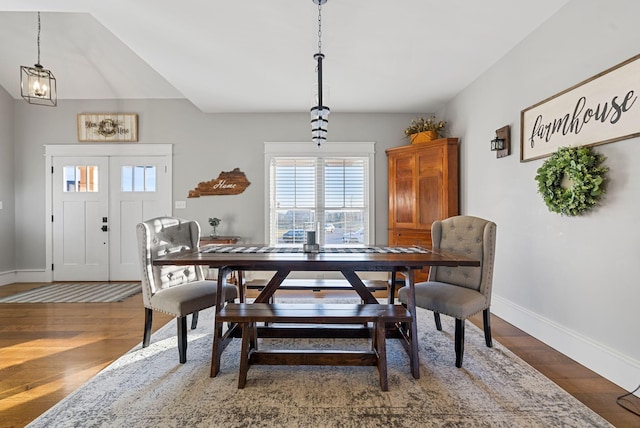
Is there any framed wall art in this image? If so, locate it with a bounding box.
[520,53,640,162]
[77,113,138,142]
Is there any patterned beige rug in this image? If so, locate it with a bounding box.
[0,282,141,303]
[27,299,612,427]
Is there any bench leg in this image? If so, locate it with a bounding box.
[375,319,389,391]
[210,318,224,377]
[251,322,258,351]
[238,322,251,388]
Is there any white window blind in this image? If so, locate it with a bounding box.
[265,142,375,247]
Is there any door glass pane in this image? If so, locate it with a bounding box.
[121,166,133,192]
[121,165,156,192]
[133,166,145,192]
[63,165,98,192]
[144,166,156,191]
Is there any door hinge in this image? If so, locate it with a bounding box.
[51,264,54,271]
[51,166,54,174]
[51,215,54,222]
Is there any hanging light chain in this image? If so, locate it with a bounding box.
[317,2,322,54]
[36,11,42,66]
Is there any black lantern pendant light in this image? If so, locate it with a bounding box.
[311,0,329,147]
[20,12,57,107]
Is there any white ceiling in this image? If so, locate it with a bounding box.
[0,0,569,113]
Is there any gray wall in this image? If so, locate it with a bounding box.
[443,0,640,391]
[12,98,419,270]
[0,86,14,273]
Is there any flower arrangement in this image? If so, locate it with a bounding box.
[208,217,221,237]
[404,116,447,138]
[535,146,608,216]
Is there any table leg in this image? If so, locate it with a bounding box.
[237,270,245,303]
[254,269,290,303]
[401,268,420,379]
[340,270,378,304]
[211,266,231,377]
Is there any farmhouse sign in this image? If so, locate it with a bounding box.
[188,168,251,197]
[77,113,138,142]
[520,53,640,162]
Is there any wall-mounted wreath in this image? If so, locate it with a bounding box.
[535,146,608,216]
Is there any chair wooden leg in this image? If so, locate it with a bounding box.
[454,318,465,368]
[191,311,199,330]
[142,308,153,348]
[177,316,188,364]
[434,312,442,331]
[483,308,493,348]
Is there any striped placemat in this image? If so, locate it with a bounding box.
[202,246,430,254]
[0,282,142,303]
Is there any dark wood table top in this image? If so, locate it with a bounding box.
[153,245,480,271]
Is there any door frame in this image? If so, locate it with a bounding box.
[44,144,173,283]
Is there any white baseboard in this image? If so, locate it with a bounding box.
[0,271,17,286]
[492,294,640,397]
[2,269,51,285]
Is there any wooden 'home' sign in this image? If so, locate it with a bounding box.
[188,168,251,197]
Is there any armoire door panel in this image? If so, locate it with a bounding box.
[395,178,415,224]
[386,138,459,255]
[418,175,442,227]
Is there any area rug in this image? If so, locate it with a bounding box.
[27,299,612,427]
[0,282,141,303]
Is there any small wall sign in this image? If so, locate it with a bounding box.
[520,53,640,162]
[188,168,251,197]
[77,113,138,142]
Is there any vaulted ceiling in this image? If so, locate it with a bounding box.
[0,1,569,113]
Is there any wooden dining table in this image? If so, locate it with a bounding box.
[153,245,480,387]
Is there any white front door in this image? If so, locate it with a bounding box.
[48,145,173,282]
[53,157,110,281]
[109,156,171,280]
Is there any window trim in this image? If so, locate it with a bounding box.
[264,141,375,245]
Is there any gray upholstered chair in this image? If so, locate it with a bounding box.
[398,215,497,368]
[136,216,237,363]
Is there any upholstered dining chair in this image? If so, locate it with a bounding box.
[397,215,497,368]
[136,216,238,363]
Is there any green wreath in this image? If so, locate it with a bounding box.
[535,146,608,216]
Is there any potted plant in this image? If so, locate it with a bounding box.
[404,116,447,144]
[208,217,221,237]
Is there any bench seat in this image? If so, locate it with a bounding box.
[215,303,411,391]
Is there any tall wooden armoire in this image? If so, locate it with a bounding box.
[386,137,459,281]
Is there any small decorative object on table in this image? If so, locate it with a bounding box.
[303,230,320,253]
[405,116,447,144]
[208,217,221,237]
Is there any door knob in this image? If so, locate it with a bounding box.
[101,225,108,232]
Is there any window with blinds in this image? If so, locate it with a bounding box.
[268,156,370,246]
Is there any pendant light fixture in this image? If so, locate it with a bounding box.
[311,0,329,147]
[20,12,57,107]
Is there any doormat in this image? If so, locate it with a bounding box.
[0,282,142,303]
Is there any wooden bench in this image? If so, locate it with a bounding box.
[214,303,412,391]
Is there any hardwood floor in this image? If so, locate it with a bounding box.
[0,283,637,427]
